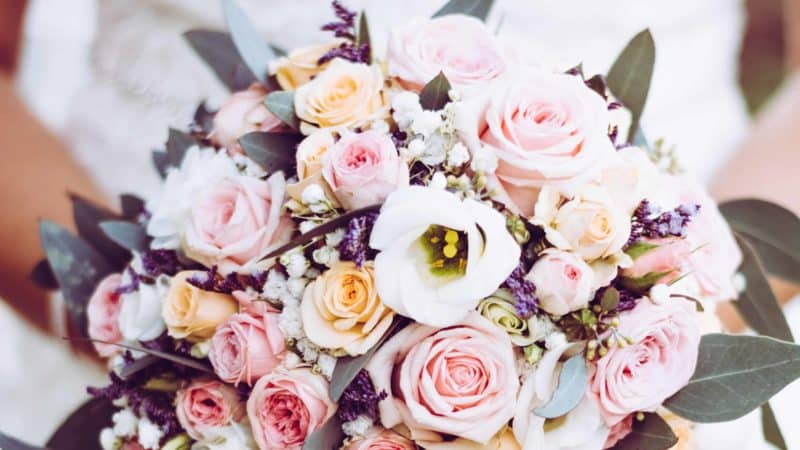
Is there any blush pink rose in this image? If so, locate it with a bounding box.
[603,414,633,449]
[387,15,506,93]
[623,238,692,283]
[526,250,595,316]
[87,273,124,357]
[247,368,336,450]
[459,70,615,216]
[175,379,245,441]
[366,312,519,445]
[342,428,417,450]
[212,83,283,150]
[184,172,293,273]
[321,130,409,210]
[590,298,700,426]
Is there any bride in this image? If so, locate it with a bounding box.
[0,0,797,448]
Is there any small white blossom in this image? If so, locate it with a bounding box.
[112,409,138,438]
[100,428,119,450]
[296,338,320,362]
[406,138,426,158]
[286,278,308,298]
[305,267,322,279]
[190,339,212,358]
[391,92,422,128]
[446,142,470,168]
[278,299,303,339]
[326,229,346,247]
[545,330,568,350]
[137,417,164,450]
[420,133,447,166]
[263,270,289,300]
[317,353,337,379]
[231,153,267,178]
[299,220,318,234]
[411,110,443,137]
[470,145,499,173]
[370,119,390,135]
[283,352,302,369]
[448,89,462,102]
[342,415,374,437]
[301,184,326,205]
[281,250,309,279]
[309,200,333,214]
[649,283,672,305]
[429,172,448,190]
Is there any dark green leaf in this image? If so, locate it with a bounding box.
[433,0,495,20]
[606,29,655,143]
[600,287,620,312]
[222,0,276,83]
[183,29,256,91]
[264,91,300,130]
[119,194,145,221]
[100,221,151,253]
[152,150,169,178]
[665,334,800,422]
[166,128,198,167]
[46,398,115,450]
[357,11,372,62]
[720,199,800,283]
[0,431,46,450]
[303,414,343,450]
[71,194,129,269]
[330,317,407,401]
[419,72,452,111]
[618,270,673,295]
[761,402,787,450]
[611,413,678,450]
[192,101,217,134]
[584,74,607,100]
[534,354,588,418]
[239,131,300,174]
[732,235,793,342]
[40,221,115,336]
[30,258,58,289]
[625,240,659,260]
[77,338,214,374]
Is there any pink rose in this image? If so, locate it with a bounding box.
[87,273,124,357]
[367,312,518,445]
[460,70,615,216]
[526,250,595,316]
[603,414,633,449]
[590,298,700,426]
[212,83,283,150]
[184,172,293,273]
[623,238,692,283]
[175,379,245,441]
[387,15,506,93]
[343,428,417,450]
[247,368,336,450]
[321,131,409,210]
[209,294,285,386]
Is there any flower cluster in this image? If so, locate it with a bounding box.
[78,2,746,450]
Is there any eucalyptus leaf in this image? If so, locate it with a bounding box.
[40,221,115,336]
[71,194,129,269]
[611,413,678,450]
[0,431,46,450]
[732,235,793,342]
[761,402,787,450]
[534,354,588,418]
[433,0,495,20]
[119,194,145,221]
[46,398,115,450]
[100,221,151,253]
[600,287,620,312]
[192,101,217,134]
[625,240,659,260]
[30,258,58,289]
[606,29,655,143]
[152,150,169,178]
[419,72,452,111]
[239,131,300,174]
[357,11,371,62]
[165,128,198,167]
[183,29,256,91]
[264,91,300,130]
[664,334,800,422]
[222,0,276,82]
[303,414,343,450]
[618,270,672,295]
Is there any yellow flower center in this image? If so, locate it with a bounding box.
[420,225,469,278]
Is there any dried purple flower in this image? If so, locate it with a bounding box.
[337,369,387,423]
[339,211,379,267]
[115,266,143,295]
[187,266,267,294]
[503,262,539,318]
[318,1,371,65]
[318,42,371,65]
[141,249,181,277]
[627,199,700,246]
[321,0,357,40]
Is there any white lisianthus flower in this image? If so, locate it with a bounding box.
[118,263,168,342]
[369,186,520,327]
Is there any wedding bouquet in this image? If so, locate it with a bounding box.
[17,1,800,450]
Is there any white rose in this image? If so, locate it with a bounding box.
[369,186,520,327]
[118,266,168,342]
[137,417,164,450]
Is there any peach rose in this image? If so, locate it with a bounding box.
[343,428,416,450]
[183,172,293,273]
[321,131,409,210]
[526,250,595,316]
[175,379,245,441]
[247,368,336,450]
[367,312,519,446]
[387,15,506,93]
[212,84,282,149]
[590,297,701,426]
[294,59,387,133]
[272,42,339,91]
[162,271,238,342]
[296,130,336,180]
[623,238,692,283]
[87,273,124,357]
[459,70,615,216]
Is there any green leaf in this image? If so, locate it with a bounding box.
[303,414,343,450]
[664,334,800,422]
[222,0,276,83]
[606,29,655,143]
[611,413,678,450]
[152,150,170,178]
[761,402,787,450]
[30,258,58,289]
[357,11,372,62]
[183,30,256,91]
[534,354,588,418]
[71,194,129,269]
[732,235,794,342]
[0,432,46,450]
[600,287,620,312]
[46,398,116,450]
[119,194,145,221]
[419,72,452,111]
[720,199,800,283]
[618,270,673,295]
[625,240,659,260]
[165,128,198,167]
[40,221,115,336]
[264,91,300,130]
[432,0,495,20]
[100,221,151,253]
[239,131,301,174]
[330,317,407,401]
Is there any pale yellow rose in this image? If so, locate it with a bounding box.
[272,42,339,91]
[299,262,394,356]
[297,129,336,180]
[162,271,238,341]
[294,59,387,133]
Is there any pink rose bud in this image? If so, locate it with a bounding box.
[212,83,283,150]
[175,379,245,441]
[86,273,124,357]
[623,238,691,283]
[526,250,594,316]
[342,428,416,450]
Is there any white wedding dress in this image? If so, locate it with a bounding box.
[7,0,795,448]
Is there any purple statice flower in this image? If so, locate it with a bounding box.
[318,1,371,65]
[337,369,387,423]
[187,266,267,294]
[321,0,357,39]
[339,211,379,267]
[503,262,539,318]
[115,266,143,295]
[318,42,370,65]
[141,249,181,277]
[627,199,700,246]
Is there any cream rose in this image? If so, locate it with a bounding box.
[300,262,395,356]
[272,42,339,91]
[296,130,336,180]
[162,271,239,342]
[367,312,519,446]
[526,250,595,316]
[294,59,387,133]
